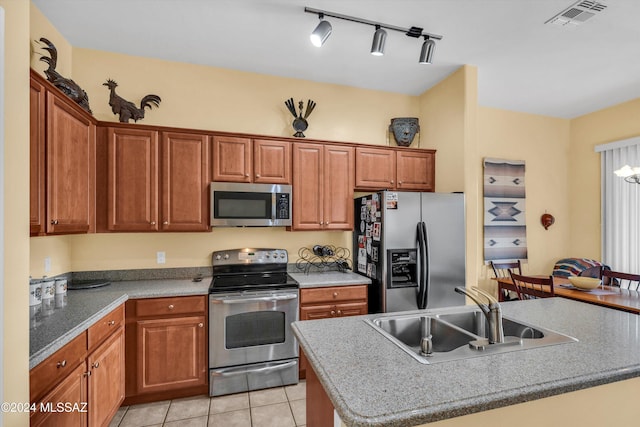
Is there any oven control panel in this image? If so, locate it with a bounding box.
[212,248,288,265]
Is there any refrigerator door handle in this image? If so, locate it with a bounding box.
[421,221,431,309]
[416,222,426,309]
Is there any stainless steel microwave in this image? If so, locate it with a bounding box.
[210,182,292,227]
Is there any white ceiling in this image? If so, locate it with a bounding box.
[32,0,640,119]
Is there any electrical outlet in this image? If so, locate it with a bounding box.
[157,251,166,264]
[44,257,52,273]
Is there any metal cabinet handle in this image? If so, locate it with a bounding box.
[333,292,338,297]
[56,360,67,368]
[51,220,59,225]
[91,362,100,369]
[163,221,168,225]
[107,320,115,326]
[337,310,342,315]
[83,371,91,377]
[245,173,250,177]
[399,181,403,185]
[198,323,204,328]
[168,304,174,310]
[256,174,261,178]
[330,310,336,316]
[390,180,395,184]
[150,221,156,225]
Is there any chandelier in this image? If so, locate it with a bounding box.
[614,165,640,184]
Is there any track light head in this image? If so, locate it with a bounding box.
[419,37,435,64]
[310,15,332,47]
[371,25,387,56]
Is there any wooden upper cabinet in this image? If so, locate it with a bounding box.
[30,77,46,236]
[212,136,291,184]
[292,143,323,230]
[161,132,210,231]
[46,91,96,234]
[396,150,435,191]
[323,145,354,230]
[107,128,159,231]
[253,139,291,184]
[212,136,252,182]
[355,147,396,190]
[292,143,354,231]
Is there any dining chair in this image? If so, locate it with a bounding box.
[601,269,640,291]
[490,260,522,301]
[509,272,555,300]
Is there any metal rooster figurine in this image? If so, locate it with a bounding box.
[285,98,316,138]
[36,37,92,113]
[103,79,161,123]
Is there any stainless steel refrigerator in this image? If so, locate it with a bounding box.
[353,191,466,313]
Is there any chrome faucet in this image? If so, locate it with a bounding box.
[454,286,505,344]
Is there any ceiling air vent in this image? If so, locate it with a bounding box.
[545,0,608,27]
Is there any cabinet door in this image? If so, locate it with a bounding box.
[323,145,354,230]
[396,150,435,191]
[355,147,396,190]
[253,139,291,184]
[46,92,95,234]
[136,316,207,395]
[292,143,323,230]
[107,128,159,231]
[31,363,88,427]
[30,77,46,236]
[212,136,252,182]
[87,327,125,427]
[161,132,210,231]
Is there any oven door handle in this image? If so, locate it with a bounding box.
[211,293,298,304]
[211,360,297,377]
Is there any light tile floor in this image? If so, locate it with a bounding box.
[109,381,306,427]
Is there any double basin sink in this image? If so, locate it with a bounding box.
[365,306,577,364]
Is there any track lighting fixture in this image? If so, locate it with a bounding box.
[419,36,435,64]
[370,25,387,56]
[310,13,332,47]
[305,6,442,63]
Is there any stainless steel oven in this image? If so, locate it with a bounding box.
[208,248,299,396]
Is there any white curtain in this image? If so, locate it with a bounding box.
[597,138,640,274]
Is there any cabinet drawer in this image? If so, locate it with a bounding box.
[300,285,367,305]
[134,296,205,317]
[88,304,124,350]
[30,332,87,402]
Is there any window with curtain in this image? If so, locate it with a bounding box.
[596,137,640,275]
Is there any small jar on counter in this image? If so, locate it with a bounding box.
[29,278,43,307]
[41,278,55,300]
[55,278,68,295]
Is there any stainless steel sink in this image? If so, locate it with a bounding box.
[365,306,577,364]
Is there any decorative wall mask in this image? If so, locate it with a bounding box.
[541,213,555,230]
[103,79,161,123]
[36,37,92,113]
[285,98,316,138]
[389,117,419,147]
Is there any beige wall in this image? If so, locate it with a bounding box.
[2,0,30,424]
[568,98,640,260]
[477,107,571,278]
[30,1,72,77]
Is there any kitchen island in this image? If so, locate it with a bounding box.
[293,298,640,426]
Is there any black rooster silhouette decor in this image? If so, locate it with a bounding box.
[103,79,161,123]
[36,37,92,113]
[285,98,316,138]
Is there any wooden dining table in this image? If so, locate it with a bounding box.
[496,276,640,314]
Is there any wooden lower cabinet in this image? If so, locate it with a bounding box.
[298,285,367,378]
[124,296,208,405]
[29,305,125,427]
[88,328,125,427]
[31,363,88,427]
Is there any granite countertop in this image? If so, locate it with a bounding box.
[293,298,640,427]
[29,278,210,369]
[288,271,371,288]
